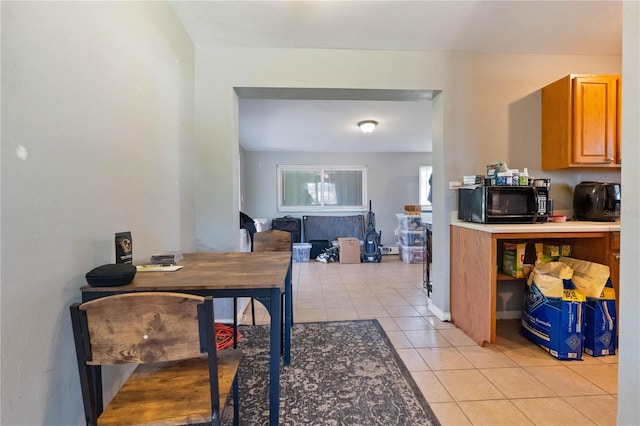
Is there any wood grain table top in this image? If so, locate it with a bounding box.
[80,251,291,293]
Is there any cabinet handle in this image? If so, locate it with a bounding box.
[606,157,614,163]
[615,254,620,260]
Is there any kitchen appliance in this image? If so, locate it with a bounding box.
[573,181,621,221]
[533,179,551,218]
[458,185,543,224]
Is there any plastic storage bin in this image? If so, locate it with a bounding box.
[396,213,425,231]
[292,243,312,263]
[399,229,426,246]
[400,244,426,264]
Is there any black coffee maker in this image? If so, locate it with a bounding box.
[533,179,551,220]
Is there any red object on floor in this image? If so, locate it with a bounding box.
[215,323,242,350]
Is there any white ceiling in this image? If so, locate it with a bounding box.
[170,1,622,152]
[238,97,433,152]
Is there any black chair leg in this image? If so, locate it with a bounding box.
[280,292,292,354]
[233,374,239,426]
[233,298,238,348]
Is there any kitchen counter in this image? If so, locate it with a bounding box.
[451,219,620,233]
[449,218,620,346]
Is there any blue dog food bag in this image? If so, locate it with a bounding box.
[521,261,585,360]
[559,257,617,356]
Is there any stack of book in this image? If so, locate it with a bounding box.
[150,251,183,265]
[463,175,483,186]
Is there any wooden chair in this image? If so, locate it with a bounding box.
[250,229,292,325]
[253,229,292,252]
[70,292,241,426]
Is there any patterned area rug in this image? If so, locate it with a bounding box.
[222,320,440,426]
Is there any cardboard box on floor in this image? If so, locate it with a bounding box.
[338,237,361,264]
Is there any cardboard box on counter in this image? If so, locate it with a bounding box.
[543,242,572,259]
[503,241,542,278]
[486,161,505,179]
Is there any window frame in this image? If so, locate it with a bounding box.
[419,165,433,211]
[277,164,368,212]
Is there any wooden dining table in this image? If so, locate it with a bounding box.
[80,251,292,426]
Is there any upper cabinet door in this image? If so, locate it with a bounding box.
[572,76,619,165]
[541,74,621,170]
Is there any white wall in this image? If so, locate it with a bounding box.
[1,2,195,424]
[242,150,432,247]
[196,49,451,255]
[617,2,640,424]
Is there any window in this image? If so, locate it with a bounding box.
[419,165,433,210]
[277,165,367,211]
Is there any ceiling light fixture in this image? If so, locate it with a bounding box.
[357,120,378,134]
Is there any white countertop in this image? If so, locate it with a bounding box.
[450,219,620,233]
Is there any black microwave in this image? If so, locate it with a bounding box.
[458,186,544,224]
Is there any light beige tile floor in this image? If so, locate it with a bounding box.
[247,256,619,426]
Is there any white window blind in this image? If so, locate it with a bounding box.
[277,165,367,212]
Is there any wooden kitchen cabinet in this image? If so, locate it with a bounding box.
[450,222,620,346]
[541,74,622,170]
[609,231,620,314]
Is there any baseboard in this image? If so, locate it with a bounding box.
[428,304,451,322]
